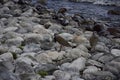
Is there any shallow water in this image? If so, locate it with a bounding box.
[46,0,120,27]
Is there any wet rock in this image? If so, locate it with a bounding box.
[111,49,120,56]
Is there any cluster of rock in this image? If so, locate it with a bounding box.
[0,0,120,80]
[69,0,120,6]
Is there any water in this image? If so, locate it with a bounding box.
[46,0,120,27]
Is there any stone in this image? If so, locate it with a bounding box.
[95,42,109,53]
[19,73,41,80]
[87,59,104,68]
[98,54,114,63]
[53,70,71,80]
[6,37,24,47]
[66,48,91,59]
[67,57,86,72]
[8,46,22,54]
[0,52,14,71]
[35,53,52,63]
[83,66,100,74]
[15,61,34,74]
[23,43,41,52]
[111,49,120,56]
[59,33,74,41]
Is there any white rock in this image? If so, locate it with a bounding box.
[77,45,88,52]
[111,49,120,56]
[84,31,93,40]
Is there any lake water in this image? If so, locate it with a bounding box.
[46,0,120,27]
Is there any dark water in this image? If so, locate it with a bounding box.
[46,0,120,27]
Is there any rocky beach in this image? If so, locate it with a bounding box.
[0,0,120,80]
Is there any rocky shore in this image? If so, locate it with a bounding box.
[0,0,120,80]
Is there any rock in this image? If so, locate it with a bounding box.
[48,24,62,33]
[0,52,14,71]
[104,64,119,76]
[83,66,100,74]
[15,61,34,74]
[59,33,74,41]
[4,27,18,32]
[0,45,8,54]
[23,43,41,52]
[67,57,86,72]
[16,56,38,66]
[83,71,116,80]
[47,51,64,60]
[8,46,22,54]
[23,33,42,44]
[87,59,104,68]
[95,42,109,53]
[6,37,24,47]
[111,49,120,56]
[35,53,52,63]
[91,53,104,60]
[53,70,71,80]
[19,73,41,80]
[0,61,20,80]
[98,54,114,63]
[33,25,50,34]
[76,45,88,52]
[44,75,55,80]
[66,48,91,59]
[34,63,58,73]
[71,76,84,80]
